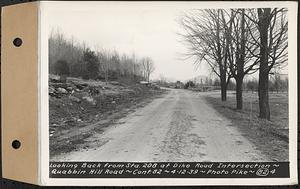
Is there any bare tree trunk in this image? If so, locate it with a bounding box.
[236,77,243,109]
[217,10,227,101]
[221,84,227,101]
[258,8,271,120]
[258,71,270,119]
[220,72,227,101]
[236,9,246,110]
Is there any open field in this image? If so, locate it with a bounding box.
[204,91,288,161]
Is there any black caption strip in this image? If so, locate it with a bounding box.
[49,162,289,178]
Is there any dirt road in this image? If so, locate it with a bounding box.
[53,89,269,162]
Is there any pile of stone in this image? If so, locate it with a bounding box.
[49,80,102,107]
[49,82,79,98]
[49,79,102,97]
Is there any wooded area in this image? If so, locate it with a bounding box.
[49,29,155,83]
[180,8,288,120]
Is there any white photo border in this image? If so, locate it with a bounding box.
[39,1,298,186]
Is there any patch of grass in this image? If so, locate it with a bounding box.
[50,132,93,157]
[205,91,288,161]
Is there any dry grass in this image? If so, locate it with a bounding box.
[205,91,289,161]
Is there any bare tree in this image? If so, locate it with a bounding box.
[223,9,261,109]
[141,57,155,82]
[97,49,111,84]
[130,53,140,80]
[179,8,287,112]
[246,8,288,120]
[179,9,231,101]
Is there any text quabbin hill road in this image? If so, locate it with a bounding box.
[49,162,289,178]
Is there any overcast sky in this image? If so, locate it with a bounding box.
[44,1,289,81]
[45,2,213,81]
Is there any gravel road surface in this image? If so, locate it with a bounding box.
[53,89,268,162]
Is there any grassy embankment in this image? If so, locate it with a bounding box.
[205,91,288,161]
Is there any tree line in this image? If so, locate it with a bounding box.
[180,8,288,120]
[245,75,288,93]
[49,29,155,83]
